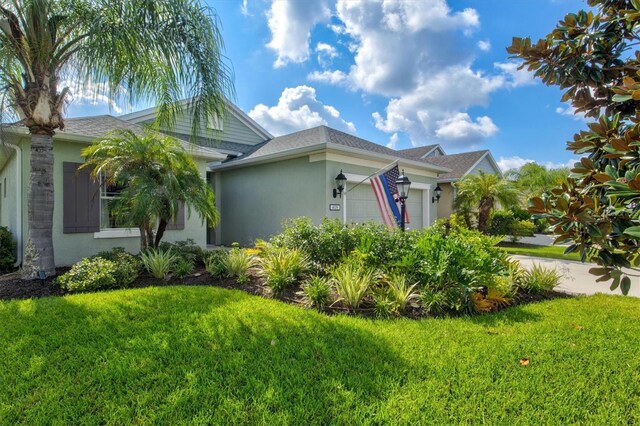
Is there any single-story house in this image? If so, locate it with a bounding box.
[1,99,498,266]
[399,145,502,219]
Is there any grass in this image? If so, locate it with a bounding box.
[1,287,639,424]
[501,244,585,262]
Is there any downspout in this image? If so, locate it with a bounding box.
[5,142,22,267]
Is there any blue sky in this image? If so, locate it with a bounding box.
[68,0,588,171]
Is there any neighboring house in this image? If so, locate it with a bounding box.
[2,100,471,266]
[399,145,502,218]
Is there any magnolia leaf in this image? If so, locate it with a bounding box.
[623,226,640,238]
[621,276,631,295]
[589,267,609,275]
[519,358,530,366]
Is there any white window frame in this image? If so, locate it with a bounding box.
[94,173,140,238]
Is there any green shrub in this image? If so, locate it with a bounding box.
[420,289,450,316]
[140,249,178,279]
[330,261,376,310]
[158,239,204,264]
[91,247,140,286]
[56,257,119,293]
[0,226,16,272]
[173,257,195,278]
[520,263,562,293]
[509,220,536,242]
[259,247,309,293]
[486,210,516,236]
[204,250,228,277]
[223,248,257,284]
[300,276,332,309]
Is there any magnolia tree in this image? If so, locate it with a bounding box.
[508,0,640,294]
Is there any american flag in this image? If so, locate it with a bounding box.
[370,164,409,228]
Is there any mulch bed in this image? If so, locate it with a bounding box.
[0,266,571,318]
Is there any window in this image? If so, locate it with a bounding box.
[207,113,224,131]
[100,175,135,229]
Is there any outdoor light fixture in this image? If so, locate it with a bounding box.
[333,169,347,198]
[432,184,442,203]
[395,170,411,231]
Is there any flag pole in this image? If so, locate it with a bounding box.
[345,159,399,193]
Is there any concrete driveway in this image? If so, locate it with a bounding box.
[511,255,640,298]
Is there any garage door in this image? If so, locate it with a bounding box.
[346,184,423,229]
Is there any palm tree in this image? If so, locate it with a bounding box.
[81,130,218,251]
[0,0,232,277]
[454,172,520,233]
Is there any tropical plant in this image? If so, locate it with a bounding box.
[373,297,396,319]
[173,257,195,279]
[259,247,309,293]
[330,261,376,310]
[81,130,218,251]
[204,250,228,277]
[0,0,233,277]
[223,248,257,284]
[299,276,333,310]
[508,1,640,294]
[383,274,419,312]
[454,172,521,232]
[519,263,562,294]
[56,257,119,293]
[140,249,178,280]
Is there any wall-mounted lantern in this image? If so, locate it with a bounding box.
[432,184,442,203]
[333,170,347,198]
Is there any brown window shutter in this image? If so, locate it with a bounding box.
[63,162,100,233]
[166,202,185,230]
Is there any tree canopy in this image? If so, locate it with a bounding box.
[505,163,570,201]
[508,0,640,294]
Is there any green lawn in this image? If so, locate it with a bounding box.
[1,287,639,424]
[501,244,585,262]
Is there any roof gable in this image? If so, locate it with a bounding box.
[399,144,443,159]
[423,150,502,182]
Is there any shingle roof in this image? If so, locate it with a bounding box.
[227,125,446,166]
[5,115,145,137]
[399,145,440,159]
[4,115,225,160]
[423,150,489,181]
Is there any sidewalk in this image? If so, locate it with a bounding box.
[511,255,640,298]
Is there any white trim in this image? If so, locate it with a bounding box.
[344,173,432,190]
[4,142,22,267]
[419,144,445,159]
[313,151,441,178]
[93,228,141,239]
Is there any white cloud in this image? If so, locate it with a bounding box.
[248,85,356,136]
[434,113,498,143]
[493,61,536,88]
[556,104,586,121]
[60,79,126,114]
[266,0,331,67]
[478,40,491,51]
[497,156,577,172]
[316,42,339,67]
[387,133,399,149]
[307,70,348,85]
[241,0,249,16]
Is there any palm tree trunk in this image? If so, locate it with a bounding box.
[154,219,168,249]
[477,197,493,233]
[25,133,56,277]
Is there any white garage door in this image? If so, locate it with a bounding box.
[346,184,423,229]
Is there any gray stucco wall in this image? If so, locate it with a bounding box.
[215,156,326,246]
[437,182,455,219]
[215,156,439,246]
